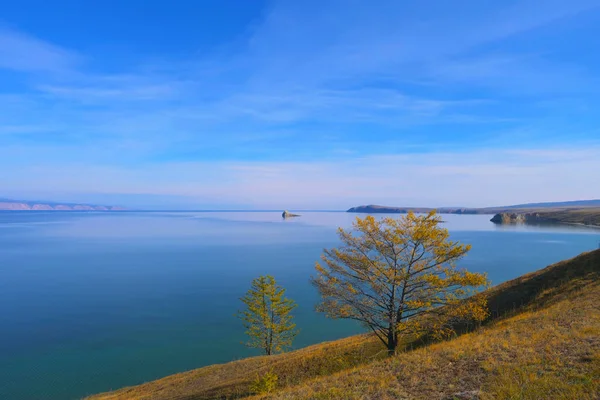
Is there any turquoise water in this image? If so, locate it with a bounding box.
[0,211,598,399]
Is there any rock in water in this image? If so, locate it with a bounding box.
[282,210,301,218]
[490,212,541,224]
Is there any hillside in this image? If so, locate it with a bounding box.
[88,249,600,400]
[502,199,600,209]
[346,205,483,214]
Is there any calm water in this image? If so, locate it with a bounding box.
[0,211,598,399]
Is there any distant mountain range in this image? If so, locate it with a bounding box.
[0,198,126,211]
[347,199,600,214]
[498,199,600,209]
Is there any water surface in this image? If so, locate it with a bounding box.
[0,211,598,399]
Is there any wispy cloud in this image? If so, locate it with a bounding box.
[0,28,79,73]
[37,84,176,102]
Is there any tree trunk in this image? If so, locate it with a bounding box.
[386,344,396,356]
[387,325,397,356]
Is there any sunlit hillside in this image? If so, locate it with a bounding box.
[89,249,600,400]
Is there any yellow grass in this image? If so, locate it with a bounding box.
[86,333,386,399]
[89,249,600,400]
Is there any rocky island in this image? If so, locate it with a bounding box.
[282,210,301,218]
[490,213,538,224]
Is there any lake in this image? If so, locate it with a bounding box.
[1,211,598,399]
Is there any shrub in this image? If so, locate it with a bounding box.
[249,371,278,395]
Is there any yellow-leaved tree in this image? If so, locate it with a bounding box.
[311,211,489,355]
[238,275,298,355]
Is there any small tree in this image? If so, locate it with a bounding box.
[249,371,278,394]
[238,275,298,355]
[311,211,489,356]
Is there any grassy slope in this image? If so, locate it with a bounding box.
[89,249,600,400]
[259,249,600,400]
[86,334,386,400]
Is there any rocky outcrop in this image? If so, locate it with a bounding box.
[491,210,600,227]
[491,212,551,224]
[282,210,301,218]
[491,213,524,224]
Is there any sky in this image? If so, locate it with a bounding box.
[1,0,600,210]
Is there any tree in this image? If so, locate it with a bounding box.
[311,211,489,356]
[238,275,298,355]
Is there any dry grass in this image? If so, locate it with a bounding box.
[89,250,600,400]
[86,332,386,400]
[257,283,600,399]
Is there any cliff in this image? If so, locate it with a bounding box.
[490,212,538,224]
[491,209,600,227]
[0,198,125,211]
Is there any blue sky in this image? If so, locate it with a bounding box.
[1,0,599,209]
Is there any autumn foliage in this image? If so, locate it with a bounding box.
[238,275,298,355]
[312,211,489,355]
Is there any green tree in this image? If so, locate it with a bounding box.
[238,275,298,355]
[311,211,489,356]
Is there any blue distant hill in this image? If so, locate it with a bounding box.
[500,200,600,209]
[0,198,125,211]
